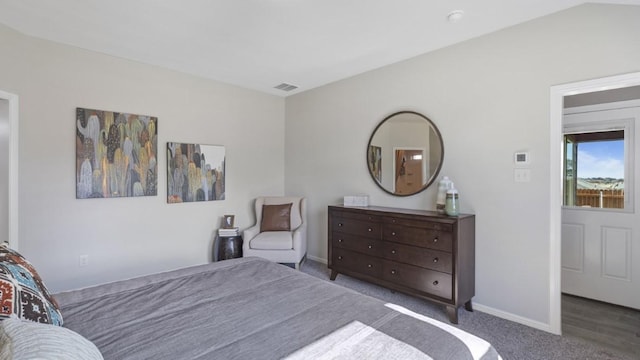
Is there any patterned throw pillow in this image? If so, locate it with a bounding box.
[0,244,63,325]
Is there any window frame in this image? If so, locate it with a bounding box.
[562,114,635,213]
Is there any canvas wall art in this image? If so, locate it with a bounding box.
[368,145,382,183]
[76,107,158,199]
[167,142,225,203]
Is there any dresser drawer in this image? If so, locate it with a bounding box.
[381,260,452,300]
[332,248,382,278]
[384,217,453,232]
[331,217,381,239]
[332,233,383,256]
[380,242,452,273]
[383,224,453,252]
[332,210,381,223]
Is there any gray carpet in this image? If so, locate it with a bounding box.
[300,259,637,360]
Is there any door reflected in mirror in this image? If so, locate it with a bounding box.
[367,111,444,196]
[394,148,424,195]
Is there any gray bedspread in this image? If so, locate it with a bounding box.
[54,257,501,360]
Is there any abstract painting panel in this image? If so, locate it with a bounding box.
[368,145,382,183]
[76,108,158,199]
[167,142,225,203]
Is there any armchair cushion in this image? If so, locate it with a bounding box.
[260,203,292,232]
[249,232,293,250]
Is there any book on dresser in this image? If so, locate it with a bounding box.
[327,204,475,324]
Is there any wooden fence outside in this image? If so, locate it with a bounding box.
[576,189,624,209]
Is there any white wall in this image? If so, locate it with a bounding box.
[0,99,8,243]
[0,24,285,292]
[285,3,640,330]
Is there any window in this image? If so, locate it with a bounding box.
[564,131,624,208]
[563,117,634,211]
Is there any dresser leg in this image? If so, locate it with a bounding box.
[464,300,473,312]
[330,270,338,281]
[446,306,459,324]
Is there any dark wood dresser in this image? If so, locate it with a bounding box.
[328,205,475,323]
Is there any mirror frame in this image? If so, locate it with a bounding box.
[366,111,444,196]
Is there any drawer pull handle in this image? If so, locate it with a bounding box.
[433,238,438,243]
[368,245,372,249]
[392,219,396,223]
[368,228,372,232]
[338,256,343,260]
[391,231,396,236]
[391,250,396,254]
[367,264,372,268]
[338,239,343,243]
[433,280,439,286]
[338,223,343,227]
[390,269,396,275]
[433,257,439,263]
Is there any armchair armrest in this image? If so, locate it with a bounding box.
[242,225,260,251]
[291,223,307,254]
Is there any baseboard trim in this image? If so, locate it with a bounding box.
[473,303,556,334]
[307,255,327,264]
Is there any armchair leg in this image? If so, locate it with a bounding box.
[294,254,307,270]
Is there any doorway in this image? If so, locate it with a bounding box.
[549,72,640,335]
[393,147,426,195]
[561,99,639,309]
[0,90,19,250]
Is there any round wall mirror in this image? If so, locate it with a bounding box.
[367,111,444,196]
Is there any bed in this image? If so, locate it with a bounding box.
[0,243,500,359]
[47,257,500,359]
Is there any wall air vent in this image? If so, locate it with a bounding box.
[274,83,298,92]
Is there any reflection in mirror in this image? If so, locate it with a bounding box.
[367,111,444,196]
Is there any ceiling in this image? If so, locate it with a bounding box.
[1,0,639,97]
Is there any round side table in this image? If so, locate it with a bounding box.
[215,235,243,261]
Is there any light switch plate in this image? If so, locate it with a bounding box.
[514,168,531,182]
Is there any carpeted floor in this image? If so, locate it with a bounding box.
[299,259,637,360]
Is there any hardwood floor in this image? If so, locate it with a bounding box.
[562,294,640,357]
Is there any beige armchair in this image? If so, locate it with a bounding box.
[243,196,307,269]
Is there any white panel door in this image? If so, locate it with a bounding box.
[562,211,639,308]
[562,105,640,309]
